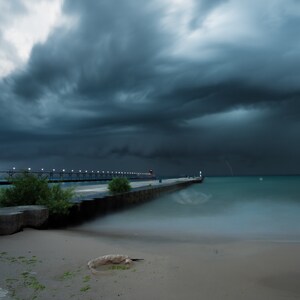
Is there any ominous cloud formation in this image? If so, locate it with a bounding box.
[1,0,300,175]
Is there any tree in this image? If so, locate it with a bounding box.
[0,172,74,215]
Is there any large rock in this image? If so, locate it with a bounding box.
[0,205,49,235]
[17,205,49,227]
[0,210,24,235]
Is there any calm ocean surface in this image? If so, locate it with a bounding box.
[79,176,300,240]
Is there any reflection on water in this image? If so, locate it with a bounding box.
[78,176,300,240]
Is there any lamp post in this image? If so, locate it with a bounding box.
[60,169,65,179]
[38,168,44,178]
[8,167,16,178]
[70,169,74,180]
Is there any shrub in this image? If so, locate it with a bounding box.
[0,172,50,207]
[38,184,74,215]
[0,172,74,215]
[108,177,131,194]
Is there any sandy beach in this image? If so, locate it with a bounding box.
[1,227,300,300]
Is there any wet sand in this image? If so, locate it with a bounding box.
[1,228,300,300]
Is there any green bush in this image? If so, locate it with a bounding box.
[0,172,74,215]
[108,177,131,194]
[39,185,74,215]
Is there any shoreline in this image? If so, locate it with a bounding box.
[1,228,300,299]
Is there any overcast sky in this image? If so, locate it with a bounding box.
[0,0,300,176]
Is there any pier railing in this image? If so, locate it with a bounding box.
[0,169,154,185]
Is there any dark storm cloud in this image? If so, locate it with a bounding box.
[1,0,300,175]
[11,0,168,101]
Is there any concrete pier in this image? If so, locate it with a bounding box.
[0,178,203,235]
[51,177,203,227]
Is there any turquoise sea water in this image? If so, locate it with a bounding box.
[79,176,300,240]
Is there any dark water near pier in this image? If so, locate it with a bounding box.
[79,176,300,240]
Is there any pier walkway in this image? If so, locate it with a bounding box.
[74,177,194,199]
